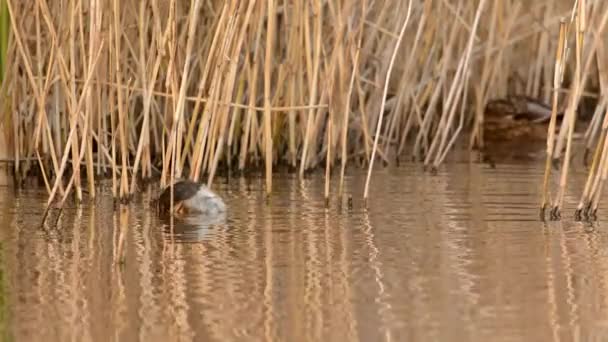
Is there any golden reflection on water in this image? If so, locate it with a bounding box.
[3,158,608,341]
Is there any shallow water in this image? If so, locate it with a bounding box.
[1,146,608,341]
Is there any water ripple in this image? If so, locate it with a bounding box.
[2,155,608,341]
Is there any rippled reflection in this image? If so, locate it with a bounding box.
[2,149,608,341]
[159,212,228,242]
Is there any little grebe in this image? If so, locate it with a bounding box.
[157,180,226,216]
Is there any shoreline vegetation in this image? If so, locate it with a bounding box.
[0,0,607,219]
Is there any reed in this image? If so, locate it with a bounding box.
[540,0,608,220]
[1,0,607,214]
[540,19,567,220]
[0,0,7,83]
[0,0,8,166]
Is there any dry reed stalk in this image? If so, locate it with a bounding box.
[299,0,322,177]
[540,20,567,220]
[239,58,258,171]
[285,0,302,168]
[587,106,608,215]
[129,0,165,193]
[211,1,256,180]
[45,41,104,207]
[576,130,604,217]
[31,27,62,193]
[172,0,203,180]
[111,0,129,201]
[68,0,83,202]
[157,1,180,185]
[166,0,178,217]
[582,48,608,216]
[380,1,428,160]
[551,0,586,218]
[322,1,349,201]
[264,0,276,195]
[84,0,102,198]
[109,50,117,198]
[583,98,606,158]
[6,1,42,171]
[208,18,240,178]
[553,1,608,219]
[180,4,227,171]
[436,69,470,166]
[324,115,331,205]
[200,7,242,178]
[469,0,499,149]
[431,0,487,169]
[339,41,363,196]
[191,4,231,180]
[363,0,412,201]
[574,11,608,218]
[413,12,461,161]
[60,44,106,200]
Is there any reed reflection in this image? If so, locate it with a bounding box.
[1,167,608,341]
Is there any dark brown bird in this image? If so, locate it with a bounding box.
[483,95,563,141]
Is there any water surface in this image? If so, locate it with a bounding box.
[1,146,607,342]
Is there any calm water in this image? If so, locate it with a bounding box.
[1,146,608,342]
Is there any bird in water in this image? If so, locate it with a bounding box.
[483,95,564,142]
[157,179,226,216]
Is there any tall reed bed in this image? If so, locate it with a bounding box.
[0,0,606,209]
[540,0,608,220]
